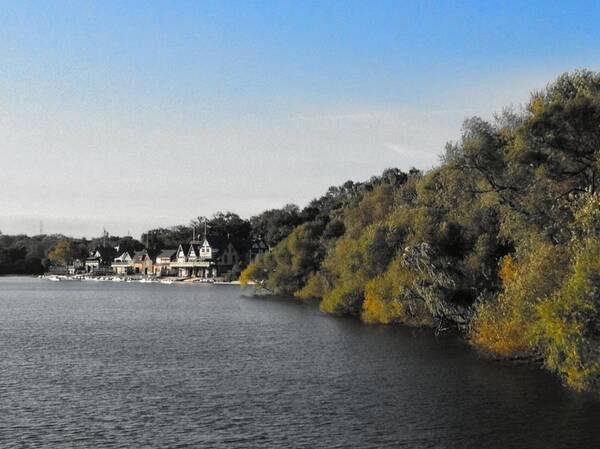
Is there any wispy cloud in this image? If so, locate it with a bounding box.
[296,108,473,124]
[296,112,379,122]
[383,143,424,157]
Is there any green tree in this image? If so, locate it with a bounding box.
[240,70,600,393]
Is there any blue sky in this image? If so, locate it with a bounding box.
[1,1,599,237]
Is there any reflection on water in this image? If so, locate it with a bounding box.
[0,277,599,448]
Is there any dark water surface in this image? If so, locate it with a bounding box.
[1,277,599,448]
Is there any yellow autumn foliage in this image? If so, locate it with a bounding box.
[534,233,600,390]
[361,271,406,324]
[295,272,326,300]
[498,254,517,284]
[239,263,255,286]
[361,258,431,326]
[471,240,568,358]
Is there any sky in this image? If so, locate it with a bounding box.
[1,0,600,238]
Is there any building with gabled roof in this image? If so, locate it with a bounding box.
[209,235,242,275]
[248,238,269,263]
[84,246,117,274]
[153,248,177,276]
[131,250,154,275]
[171,237,218,278]
[111,250,135,274]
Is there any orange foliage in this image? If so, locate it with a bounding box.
[499,254,517,285]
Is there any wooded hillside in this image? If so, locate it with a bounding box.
[241,70,600,393]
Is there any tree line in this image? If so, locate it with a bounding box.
[0,205,330,273]
[241,70,600,393]
[0,233,146,274]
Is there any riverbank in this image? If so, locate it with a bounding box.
[238,72,600,394]
[38,273,251,285]
[242,284,599,395]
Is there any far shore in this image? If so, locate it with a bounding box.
[34,273,252,286]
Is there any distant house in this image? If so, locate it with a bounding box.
[132,250,153,275]
[168,235,248,278]
[248,238,269,263]
[72,234,265,279]
[212,237,242,276]
[153,249,177,277]
[67,259,84,275]
[84,246,116,273]
[170,238,218,278]
[111,251,134,274]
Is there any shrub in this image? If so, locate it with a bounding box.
[470,240,568,357]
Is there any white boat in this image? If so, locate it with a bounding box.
[139,278,159,283]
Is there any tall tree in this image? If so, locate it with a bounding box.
[47,239,74,266]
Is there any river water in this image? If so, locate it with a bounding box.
[0,277,599,448]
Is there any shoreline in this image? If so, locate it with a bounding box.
[37,273,250,285]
